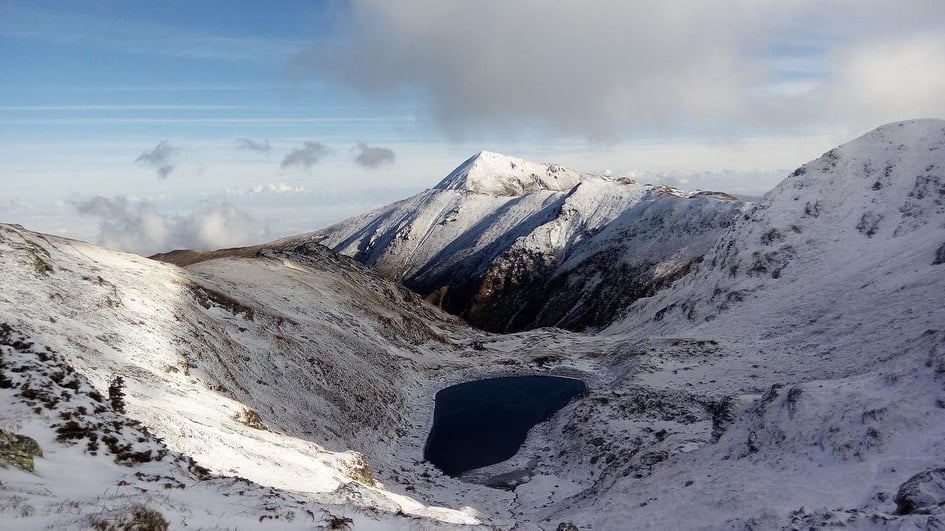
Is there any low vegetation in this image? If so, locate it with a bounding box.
[232,407,268,430]
[87,504,169,531]
[0,428,43,471]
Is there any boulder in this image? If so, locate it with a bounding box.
[895,468,945,514]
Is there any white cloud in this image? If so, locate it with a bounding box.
[296,1,765,138]
[823,33,945,129]
[248,183,306,194]
[627,169,787,197]
[70,196,265,255]
[0,198,28,214]
[296,0,945,138]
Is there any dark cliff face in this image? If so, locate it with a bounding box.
[404,193,742,333]
[427,248,682,334]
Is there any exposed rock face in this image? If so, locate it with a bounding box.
[311,152,744,332]
[895,468,945,515]
[934,242,945,265]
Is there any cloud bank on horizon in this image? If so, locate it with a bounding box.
[70,196,264,256]
[298,0,945,138]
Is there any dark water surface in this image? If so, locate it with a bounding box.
[424,375,587,476]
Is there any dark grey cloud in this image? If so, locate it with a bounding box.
[135,141,178,179]
[235,137,271,153]
[70,196,262,256]
[353,142,395,168]
[280,141,331,170]
[294,0,945,138]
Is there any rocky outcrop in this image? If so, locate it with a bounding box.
[895,468,945,515]
[934,242,945,265]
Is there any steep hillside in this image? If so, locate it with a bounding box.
[0,224,490,528]
[312,151,743,332]
[0,325,326,529]
[1,222,672,530]
[569,119,945,529]
[614,119,945,363]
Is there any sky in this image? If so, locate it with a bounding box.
[1,0,943,255]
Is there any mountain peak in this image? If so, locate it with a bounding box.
[777,118,945,196]
[868,118,944,135]
[434,151,590,196]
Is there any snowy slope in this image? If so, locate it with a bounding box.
[568,119,945,529]
[0,223,655,530]
[613,119,945,362]
[312,151,743,332]
[0,222,651,529]
[0,325,328,530]
[0,225,491,528]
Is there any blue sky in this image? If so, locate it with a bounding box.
[1,0,943,254]
[0,2,421,146]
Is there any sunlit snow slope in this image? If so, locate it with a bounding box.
[0,227,486,528]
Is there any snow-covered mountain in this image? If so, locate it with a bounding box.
[2,120,945,530]
[615,119,945,343]
[312,150,744,332]
[573,119,945,528]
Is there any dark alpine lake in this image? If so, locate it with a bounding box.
[423,375,587,476]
